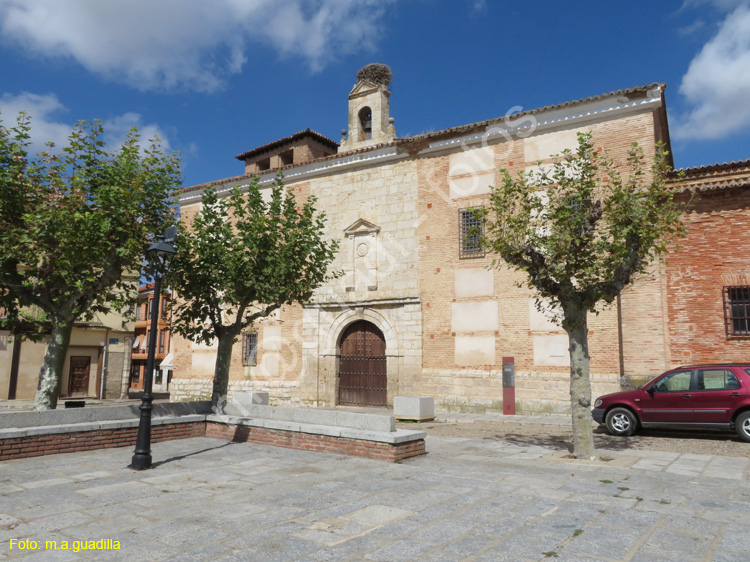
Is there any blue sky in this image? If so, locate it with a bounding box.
[1,0,748,189]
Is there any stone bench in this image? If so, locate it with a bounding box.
[0,398,426,463]
[211,396,426,462]
[0,402,213,461]
[0,401,212,429]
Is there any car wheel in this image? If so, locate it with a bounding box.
[735,411,750,443]
[605,407,638,437]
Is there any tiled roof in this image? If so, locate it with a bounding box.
[181,83,665,194]
[234,129,339,161]
[669,159,750,193]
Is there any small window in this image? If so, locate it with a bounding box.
[358,106,372,140]
[257,158,271,171]
[279,149,294,166]
[724,286,750,337]
[459,207,485,259]
[242,332,258,366]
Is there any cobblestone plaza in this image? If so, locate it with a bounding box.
[1,427,748,561]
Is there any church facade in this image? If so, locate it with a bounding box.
[171,67,750,414]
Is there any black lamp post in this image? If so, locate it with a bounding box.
[131,226,177,470]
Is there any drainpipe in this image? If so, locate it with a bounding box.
[100,328,109,399]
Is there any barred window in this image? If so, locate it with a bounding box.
[459,206,485,259]
[723,286,750,337]
[242,332,258,366]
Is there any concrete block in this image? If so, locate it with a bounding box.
[171,414,208,424]
[25,422,100,436]
[297,424,343,438]
[390,429,427,443]
[206,414,265,428]
[332,410,395,432]
[0,428,27,439]
[233,392,269,412]
[98,419,140,430]
[339,428,426,444]
[394,397,435,421]
[0,401,212,429]
[262,419,302,433]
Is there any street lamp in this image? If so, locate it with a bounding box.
[131,226,177,470]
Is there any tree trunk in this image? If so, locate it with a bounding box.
[211,332,237,412]
[565,307,597,460]
[34,319,74,410]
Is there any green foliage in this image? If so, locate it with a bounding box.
[482,132,685,330]
[481,132,685,459]
[0,111,179,332]
[0,111,180,408]
[167,173,339,347]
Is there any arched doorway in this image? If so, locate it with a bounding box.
[338,320,387,407]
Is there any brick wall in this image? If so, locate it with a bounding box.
[665,187,750,366]
[415,112,661,412]
[0,422,205,461]
[205,422,425,462]
[0,420,424,463]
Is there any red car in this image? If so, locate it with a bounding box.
[592,364,750,442]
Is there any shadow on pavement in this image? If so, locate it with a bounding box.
[151,441,238,468]
[481,424,743,454]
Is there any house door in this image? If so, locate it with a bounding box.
[68,356,91,396]
[338,320,387,407]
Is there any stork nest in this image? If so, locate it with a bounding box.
[357,63,392,87]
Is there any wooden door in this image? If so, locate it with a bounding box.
[68,356,91,396]
[338,321,387,407]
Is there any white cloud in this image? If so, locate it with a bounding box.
[0,0,393,92]
[0,92,71,151]
[677,19,706,36]
[674,3,750,140]
[470,0,488,15]
[0,92,170,154]
[681,0,748,11]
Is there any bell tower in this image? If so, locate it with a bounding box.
[339,63,396,153]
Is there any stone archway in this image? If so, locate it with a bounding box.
[338,320,387,407]
[320,307,400,408]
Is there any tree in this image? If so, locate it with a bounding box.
[0,112,180,410]
[166,174,339,409]
[481,133,684,459]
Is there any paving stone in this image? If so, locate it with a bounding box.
[713,551,750,562]
[561,525,643,559]
[364,538,434,561]
[306,535,385,561]
[342,505,413,526]
[1,434,749,561]
[638,528,716,562]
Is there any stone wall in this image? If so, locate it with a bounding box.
[171,88,685,414]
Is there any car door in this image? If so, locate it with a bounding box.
[689,368,745,424]
[640,369,695,424]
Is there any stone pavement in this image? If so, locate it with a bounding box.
[1,429,749,561]
[432,412,750,481]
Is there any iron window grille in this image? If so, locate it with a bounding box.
[459,206,485,259]
[723,286,750,337]
[242,332,258,366]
